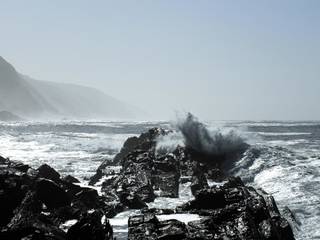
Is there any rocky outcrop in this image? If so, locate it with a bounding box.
[0,126,296,239]
[128,177,295,240]
[66,210,113,240]
[95,127,296,240]
[128,214,187,240]
[91,128,182,209]
[0,157,113,240]
[90,127,228,210]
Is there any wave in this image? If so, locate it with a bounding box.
[176,113,248,156]
[256,132,312,136]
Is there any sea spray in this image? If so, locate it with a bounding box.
[156,113,248,157]
[177,113,248,155]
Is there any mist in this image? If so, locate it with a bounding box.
[156,113,248,157]
[1,1,320,120]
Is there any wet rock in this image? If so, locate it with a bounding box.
[119,191,148,209]
[90,128,166,186]
[37,164,61,183]
[0,157,117,240]
[151,154,180,198]
[62,175,80,184]
[73,188,101,209]
[66,210,113,240]
[94,128,181,208]
[190,163,209,196]
[36,179,70,209]
[0,168,31,227]
[1,191,66,240]
[99,150,156,209]
[128,214,188,240]
[177,177,295,240]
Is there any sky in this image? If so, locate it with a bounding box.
[1,0,319,120]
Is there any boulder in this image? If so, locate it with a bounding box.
[36,179,70,209]
[37,164,61,183]
[128,214,188,240]
[66,210,113,240]
[0,157,117,240]
[1,191,66,240]
[63,175,80,184]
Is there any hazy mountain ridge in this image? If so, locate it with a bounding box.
[0,56,138,120]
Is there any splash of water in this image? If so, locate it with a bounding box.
[156,113,248,157]
[177,113,248,155]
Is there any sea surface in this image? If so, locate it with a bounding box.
[0,120,319,240]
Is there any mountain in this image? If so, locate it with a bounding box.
[0,56,139,119]
[0,111,23,122]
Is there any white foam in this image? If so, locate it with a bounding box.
[59,219,77,232]
[157,214,201,224]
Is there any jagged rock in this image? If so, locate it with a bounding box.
[0,157,116,240]
[190,163,209,196]
[1,191,66,240]
[92,128,182,208]
[37,164,61,183]
[0,164,32,227]
[62,175,80,184]
[36,179,70,209]
[73,188,101,209]
[119,192,147,209]
[128,214,188,240]
[151,154,180,198]
[66,210,113,240]
[90,128,166,186]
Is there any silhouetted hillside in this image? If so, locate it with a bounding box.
[0,56,139,119]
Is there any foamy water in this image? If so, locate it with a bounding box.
[0,120,319,239]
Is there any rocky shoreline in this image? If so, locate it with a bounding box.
[0,127,295,239]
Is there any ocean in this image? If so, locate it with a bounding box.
[0,120,319,240]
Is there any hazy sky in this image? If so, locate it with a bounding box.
[1,0,319,120]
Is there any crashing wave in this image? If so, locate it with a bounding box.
[156,113,248,158]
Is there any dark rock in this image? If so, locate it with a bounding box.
[9,161,30,173]
[63,175,80,184]
[151,154,180,198]
[1,191,66,240]
[0,157,117,240]
[66,210,113,240]
[37,164,61,183]
[119,192,148,209]
[74,188,101,209]
[190,163,208,196]
[0,169,30,227]
[36,179,70,209]
[177,177,295,240]
[128,214,187,240]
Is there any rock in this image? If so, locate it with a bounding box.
[190,163,209,196]
[119,192,147,209]
[94,128,182,208]
[8,161,30,173]
[0,168,30,227]
[151,154,180,198]
[176,177,295,240]
[37,164,61,183]
[128,214,188,240]
[90,128,167,185]
[63,175,80,184]
[1,191,66,240]
[74,188,101,209]
[0,157,117,240]
[36,179,70,209]
[66,210,113,240]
